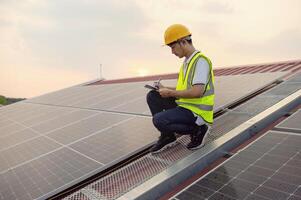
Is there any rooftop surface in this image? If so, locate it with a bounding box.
[0,60,300,200]
[168,107,301,200]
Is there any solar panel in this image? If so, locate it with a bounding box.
[208,111,252,141]
[0,107,157,199]
[2,103,45,119]
[70,117,158,165]
[235,95,284,115]
[0,136,61,173]
[0,71,292,199]
[0,129,38,151]
[0,118,11,127]
[2,103,69,123]
[87,86,147,110]
[214,72,287,110]
[275,110,301,132]
[26,72,287,115]
[30,110,99,134]
[69,83,137,106]
[287,72,301,83]
[59,85,124,106]
[0,122,26,138]
[0,102,30,114]
[0,147,102,200]
[264,82,301,96]
[111,96,151,115]
[29,82,138,107]
[46,112,131,145]
[172,131,301,200]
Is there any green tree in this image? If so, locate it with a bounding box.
[0,95,7,105]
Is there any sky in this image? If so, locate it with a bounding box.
[0,0,301,98]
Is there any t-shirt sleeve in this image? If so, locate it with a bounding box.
[192,57,210,85]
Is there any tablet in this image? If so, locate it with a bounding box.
[144,84,158,90]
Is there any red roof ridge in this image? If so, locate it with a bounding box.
[88,59,301,85]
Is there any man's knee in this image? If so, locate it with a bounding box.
[146,90,160,104]
[152,112,166,129]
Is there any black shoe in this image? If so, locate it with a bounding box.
[187,124,210,150]
[150,135,177,153]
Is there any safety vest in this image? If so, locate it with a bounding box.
[176,52,215,124]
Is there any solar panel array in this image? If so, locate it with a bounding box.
[0,104,158,199]
[0,71,290,199]
[28,72,287,114]
[173,109,301,200]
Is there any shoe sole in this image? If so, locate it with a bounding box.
[151,140,178,154]
[187,127,210,150]
[188,143,205,150]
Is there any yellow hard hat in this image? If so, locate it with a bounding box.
[164,24,191,45]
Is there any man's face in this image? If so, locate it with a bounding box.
[169,42,184,58]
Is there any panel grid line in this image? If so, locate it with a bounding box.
[0,112,101,153]
[289,185,301,200]
[68,84,130,107]
[5,108,76,133]
[0,123,27,138]
[218,161,301,188]
[41,112,100,135]
[25,101,151,117]
[79,86,140,108]
[18,107,67,124]
[209,133,285,198]
[204,135,287,200]
[173,131,301,200]
[2,114,146,199]
[172,130,287,199]
[4,112,144,171]
[271,129,301,136]
[53,84,124,106]
[244,151,300,200]
[0,146,65,174]
[3,116,106,171]
[110,95,145,110]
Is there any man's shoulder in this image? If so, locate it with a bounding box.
[196,57,210,68]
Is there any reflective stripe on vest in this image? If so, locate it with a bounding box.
[176,52,215,124]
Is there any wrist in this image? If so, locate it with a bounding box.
[172,90,178,97]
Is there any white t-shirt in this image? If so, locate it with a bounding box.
[183,50,210,125]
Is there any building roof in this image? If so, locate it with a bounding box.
[166,106,301,200]
[0,59,300,200]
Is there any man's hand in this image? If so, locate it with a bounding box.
[159,88,175,98]
[159,85,205,98]
[153,81,163,89]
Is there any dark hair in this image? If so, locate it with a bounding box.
[181,35,192,44]
[185,38,192,44]
[168,36,192,46]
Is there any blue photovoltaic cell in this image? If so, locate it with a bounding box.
[174,131,301,200]
[0,147,102,200]
[0,71,293,199]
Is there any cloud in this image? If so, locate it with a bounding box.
[0,0,152,97]
[201,1,234,14]
[228,29,301,62]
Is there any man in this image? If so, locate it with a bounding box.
[147,24,215,153]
